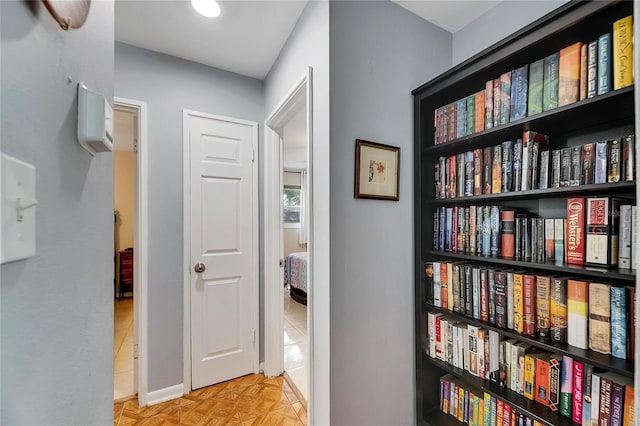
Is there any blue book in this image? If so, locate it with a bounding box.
[598,33,611,95]
[611,379,625,426]
[456,99,467,139]
[482,206,491,256]
[510,64,529,121]
[490,206,501,256]
[445,207,453,252]
[463,390,469,423]
[490,397,497,426]
[464,151,474,196]
[610,286,627,359]
[483,393,491,426]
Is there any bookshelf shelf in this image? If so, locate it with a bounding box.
[413,1,635,424]
[425,356,579,426]
[423,250,636,283]
[424,182,636,206]
[424,303,635,378]
[422,86,634,156]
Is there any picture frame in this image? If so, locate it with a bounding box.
[354,139,400,201]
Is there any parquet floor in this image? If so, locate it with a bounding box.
[113,374,306,425]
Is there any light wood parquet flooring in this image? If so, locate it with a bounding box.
[114,374,306,426]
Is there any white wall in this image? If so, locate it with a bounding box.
[1,1,115,423]
[453,0,570,65]
[328,2,451,424]
[115,42,264,392]
[264,1,330,423]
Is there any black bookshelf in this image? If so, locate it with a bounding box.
[423,250,636,283]
[424,182,636,206]
[412,1,636,425]
[425,303,634,378]
[426,356,579,426]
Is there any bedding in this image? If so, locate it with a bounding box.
[284,251,307,305]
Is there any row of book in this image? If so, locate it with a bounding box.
[438,348,636,425]
[433,197,637,269]
[433,15,633,145]
[434,133,635,199]
[425,262,636,359]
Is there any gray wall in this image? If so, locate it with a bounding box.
[328,2,451,424]
[453,0,570,65]
[1,1,115,424]
[264,2,331,423]
[115,42,264,392]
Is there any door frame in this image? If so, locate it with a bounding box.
[182,110,260,394]
[113,97,149,405]
[263,67,313,390]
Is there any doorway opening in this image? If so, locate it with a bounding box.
[264,68,313,409]
[113,98,149,405]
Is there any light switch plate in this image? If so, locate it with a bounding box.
[2,153,36,264]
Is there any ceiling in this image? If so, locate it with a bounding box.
[115,1,502,81]
[392,1,502,33]
[115,0,307,80]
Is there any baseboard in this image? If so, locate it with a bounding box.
[145,383,184,406]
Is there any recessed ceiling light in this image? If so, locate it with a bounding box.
[191,0,221,18]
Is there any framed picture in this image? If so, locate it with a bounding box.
[354,139,400,201]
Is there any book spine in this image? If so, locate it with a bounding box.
[595,141,608,184]
[473,149,483,195]
[613,15,634,90]
[549,355,561,412]
[591,373,601,426]
[513,139,523,191]
[515,216,522,260]
[544,218,555,261]
[490,206,500,256]
[480,269,489,322]
[539,150,549,190]
[629,286,636,360]
[485,81,494,129]
[554,219,565,265]
[447,263,453,311]
[483,147,493,195]
[470,205,477,258]
[559,42,582,106]
[570,145,582,186]
[484,392,492,426]
[582,364,595,426]
[523,353,536,400]
[457,153,465,198]
[550,277,568,343]
[534,356,550,406]
[567,197,586,265]
[587,40,598,98]
[493,79,501,128]
[447,103,456,142]
[475,90,485,133]
[510,65,528,121]
[465,265,472,315]
[468,325,479,376]
[501,210,515,259]
[495,271,507,329]
[472,267,480,319]
[609,138,621,183]
[531,141,540,190]
[611,286,627,359]
[582,143,595,185]
[502,140,513,192]
[568,279,589,350]
[523,218,531,261]
[465,151,474,196]
[619,205,632,269]
[456,99,467,139]
[611,381,624,426]
[551,149,561,188]
[536,275,551,338]
[441,263,448,309]
[488,270,496,324]
[478,329,486,379]
[492,145,503,194]
[513,273,524,333]
[482,206,491,257]
[528,58,544,115]
[543,52,560,111]
[586,197,611,266]
[598,33,612,95]
[560,147,571,187]
[466,96,475,136]
[580,43,588,100]
[507,272,515,330]
[623,384,635,426]
[560,355,574,418]
[452,206,458,253]
[572,361,584,423]
[521,136,532,191]
[599,376,613,426]
[500,72,511,125]
[523,275,536,337]
[623,135,634,182]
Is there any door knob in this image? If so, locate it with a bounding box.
[194,263,205,273]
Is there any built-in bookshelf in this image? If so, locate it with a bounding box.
[413,2,636,426]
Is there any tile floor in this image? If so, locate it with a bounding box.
[113,374,307,426]
[114,298,135,400]
[283,287,308,402]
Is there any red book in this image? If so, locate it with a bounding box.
[599,375,613,426]
[566,197,586,265]
[523,274,537,336]
[475,91,486,133]
[503,403,511,426]
[572,361,584,423]
[534,354,551,406]
[496,399,504,426]
[501,210,516,258]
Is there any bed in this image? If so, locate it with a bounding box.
[284,251,308,305]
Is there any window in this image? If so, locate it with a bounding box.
[283,186,301,225]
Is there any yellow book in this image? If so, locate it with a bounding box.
[513,273,524,333]
[447,262,454,311]
[524,352,541,400]
[613,15,634,90]
[478,396,484,426]
[458,386,465,422]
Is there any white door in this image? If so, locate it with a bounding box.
[186,111,258,390]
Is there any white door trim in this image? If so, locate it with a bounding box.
[264,67,314,407]
[113,97,149,406]
[182,110,260,394]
